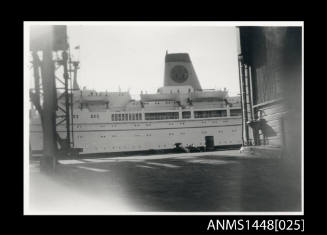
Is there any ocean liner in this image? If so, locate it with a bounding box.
[30,52,242,155]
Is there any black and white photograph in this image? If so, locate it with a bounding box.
[24,21,303,215]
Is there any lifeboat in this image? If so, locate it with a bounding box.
[140,93,178,102]
[190,90,227,102]
[80,95,109,104]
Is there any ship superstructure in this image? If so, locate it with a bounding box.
[30,53,242,155]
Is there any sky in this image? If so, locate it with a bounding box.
[45,24,241,99]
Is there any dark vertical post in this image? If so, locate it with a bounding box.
[32,52,41,107]
[31,52,44,131]
[244,64,252,145]
[248,66,260,145]
[244,65,253,122]
[62,51,71,149]
[238,55,244,146]
[40,44,58,172]
[248,66,254,120]
[69,70,74,149]
[239,55,249,145]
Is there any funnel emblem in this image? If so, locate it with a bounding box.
[170,65,189,83]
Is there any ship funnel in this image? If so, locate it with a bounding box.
[164,53,202,90]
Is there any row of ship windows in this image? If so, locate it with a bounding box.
[72,109,242,120]
[145,112,179,120]
[194,110,227,118]
[73,121,235,129]
[143,101,178,105]
[75,130,238,138]
[82,91,126,97]
[88,145,172,150]
[80,140,239,150]
[112,113,142,121]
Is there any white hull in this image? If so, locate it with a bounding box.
[30,117,242,154]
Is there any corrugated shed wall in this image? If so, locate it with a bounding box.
[239,27,302,156]
[254,101,287,147]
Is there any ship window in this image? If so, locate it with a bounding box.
[125,114,128,120]
[122,114,125,121]
[138,113,142,120]
[230,109,242,116]
[118,114,121,121]
[132,114,135,120]
[182,111,191,119]
[194,110,227,118]
[129,114,131,120]
[144,112,179,120]
[112,114,114,121]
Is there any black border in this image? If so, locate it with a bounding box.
[14,16,307,233]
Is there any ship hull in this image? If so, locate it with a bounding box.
[30,117,242,155]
